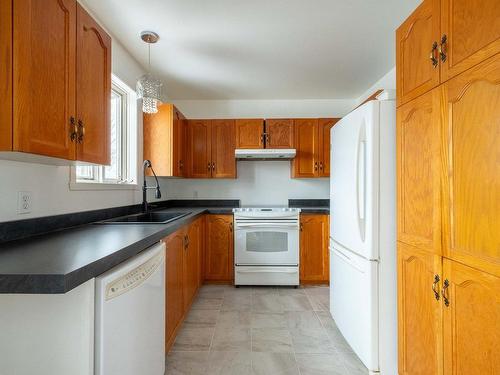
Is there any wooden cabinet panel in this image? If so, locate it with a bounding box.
[143,104,186,177]
[396,0,441,106]
[174,108,186,177]
[76,4,111,164]
[265,119,294,149]
[300,214,329,283]
[186,120,211,178]
[442,259,500,375]
[441,56,500,277]
[13,0,77,159]
[235,119,264,149]
[440,0,500,81]
[165,229,185,351]
[397,242,443,375]
[184,217,203,310]
[211,120,236,178]
[0,0,12,151]
[292,119,319,178]
[397,88,442,255]
[205,215,233,282]
[318,118,339,177]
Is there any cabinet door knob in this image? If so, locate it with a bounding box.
[314,162,318,171]
[439,34,447,62]
[212,162,216,171]
[430,41,439,68]
[319,161,323,170]
[207,162,211,170]
[432,274,440,301]
[441,279,450,307]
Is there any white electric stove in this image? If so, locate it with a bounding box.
[233,207,301,286]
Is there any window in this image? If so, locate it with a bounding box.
[71,75,138,190]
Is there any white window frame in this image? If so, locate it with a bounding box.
[70,74,139,191]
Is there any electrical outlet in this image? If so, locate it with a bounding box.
[17,191,32,214]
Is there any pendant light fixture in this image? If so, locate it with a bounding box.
[136,31,163,114]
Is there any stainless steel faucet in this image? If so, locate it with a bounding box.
[142,160,162,213]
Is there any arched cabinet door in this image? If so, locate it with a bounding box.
[13,0,77,159]
[440,0,500,81]
[441,55,500,277]
[397,242,443,375]
[76,4,111,165]
[442,259,500,375]
[396,0,441,107]
[397,88,442,255]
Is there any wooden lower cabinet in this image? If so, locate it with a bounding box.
[165,217,205,352]
[300,214,329,283]
[442,259,500,375]
[165,228,185,351]
[204,214,234,282]
[183,217,204,310]
[397,242,443,375]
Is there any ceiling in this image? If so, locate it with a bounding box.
[82,0,420,100]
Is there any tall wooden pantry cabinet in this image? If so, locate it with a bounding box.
[396,1,500,374]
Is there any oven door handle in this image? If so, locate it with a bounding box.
[235,268,298,273]
[235,223,298,228]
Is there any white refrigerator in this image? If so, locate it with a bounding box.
[329,97,397,375]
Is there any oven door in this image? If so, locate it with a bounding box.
[234,221,299,266]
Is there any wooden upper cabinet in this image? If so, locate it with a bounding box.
[143,104,186,177]
[12,0,77,159]
[440,0,500,81]
[235,119,264,149]
[396,0,441,107]
[318,118,339,177]
[300,214,329,283]
[174,108,187,177]
[211,120,236,178]
[265,119,294,149]
[397,242,443,375]
[186,120,211,178]
[397,88,442,255]
[76,4,111,165]
[441,56,500,277]
[442,259,500,375]
[205,215,233,282]
[0,0,12,151]
[292,119,319,178]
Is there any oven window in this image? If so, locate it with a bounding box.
[246,232,288,252]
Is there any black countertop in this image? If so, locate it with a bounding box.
[0,199,328,294]
[0,207,233,294]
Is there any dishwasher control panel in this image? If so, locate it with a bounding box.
[105,249,164,300]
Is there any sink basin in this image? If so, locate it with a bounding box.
[100,212,191,224]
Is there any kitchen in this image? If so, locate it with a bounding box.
[0,1,499,375]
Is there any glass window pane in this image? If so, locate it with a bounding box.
[104,90,122,181]
[76,166,94,180]
[246,232,288,252]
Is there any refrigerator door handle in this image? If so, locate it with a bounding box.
[356,124,366,241]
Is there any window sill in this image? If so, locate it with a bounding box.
[69,182,139,191]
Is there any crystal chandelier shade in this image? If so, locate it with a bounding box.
[136,31,163,114]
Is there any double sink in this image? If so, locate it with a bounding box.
[99,211,191,224]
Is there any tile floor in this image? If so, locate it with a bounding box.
[166,285,368,374]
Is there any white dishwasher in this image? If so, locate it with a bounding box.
[95,241,166,375]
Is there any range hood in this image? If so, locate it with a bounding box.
[235,148,296,160]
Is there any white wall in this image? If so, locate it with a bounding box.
[355,67,396,105]
[159,161,329,206]
[172,99,355,119]
[0,19,146,222]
